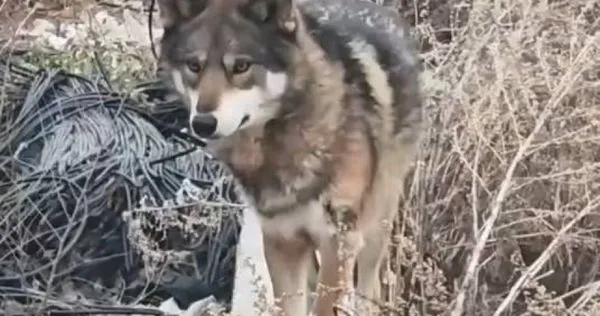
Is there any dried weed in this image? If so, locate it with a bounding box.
[391,0,600,315]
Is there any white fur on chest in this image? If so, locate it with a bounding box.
[259,199,336,245]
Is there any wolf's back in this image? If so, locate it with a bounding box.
[298,0,419,68]
[297,0,422,140]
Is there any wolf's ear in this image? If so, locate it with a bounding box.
[247,0,297,34]
[156,0,208,30]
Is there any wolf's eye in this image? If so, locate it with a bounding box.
[232,60,251,74]
[186,59,202,73]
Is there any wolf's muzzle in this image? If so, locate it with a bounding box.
[191,114,217,138]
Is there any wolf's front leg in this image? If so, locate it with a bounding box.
[311,204,364,316]
[310,121,372,316]
[263,233,312,316]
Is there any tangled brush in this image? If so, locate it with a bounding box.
[390,0,600,314]
[0,59,243,314]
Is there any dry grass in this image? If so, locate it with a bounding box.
[384,0,600,315]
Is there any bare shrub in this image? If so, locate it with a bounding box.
[388,0,600,314]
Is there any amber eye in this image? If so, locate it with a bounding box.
[232,59,252,74]
[186,59,202,73]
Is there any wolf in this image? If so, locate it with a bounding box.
[155,0,423,315]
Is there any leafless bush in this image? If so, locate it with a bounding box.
[388,0,600,315]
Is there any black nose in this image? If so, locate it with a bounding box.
[191,114,217,138]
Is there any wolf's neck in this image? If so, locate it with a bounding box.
[280,19,346,137]
[211,19,349,211]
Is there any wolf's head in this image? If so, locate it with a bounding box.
[156,0,301,139]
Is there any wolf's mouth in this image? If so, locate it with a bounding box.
[237,114,250,129]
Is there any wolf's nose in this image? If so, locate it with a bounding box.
[191,114,217,138]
